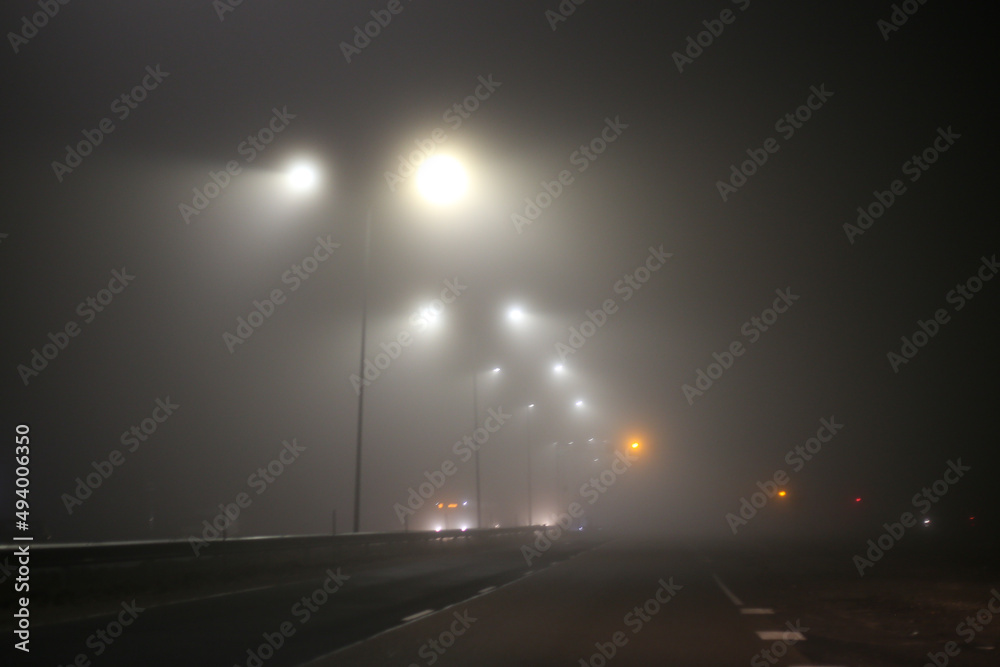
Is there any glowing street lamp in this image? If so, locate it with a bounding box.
[286,162,319,192]
[420,302,443,325]
[415,154,468,204]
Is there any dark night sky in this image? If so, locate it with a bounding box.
[2,1,997,542]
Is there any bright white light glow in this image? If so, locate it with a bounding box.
[416,154,467,204]
[508,306,524,322]
[435,526,442,532]
[286,163,318,191]
[575,400,584,407]
[460,525,468,531]
[554,364,564,373]
[420,303,442,325]
[492,367,501,373]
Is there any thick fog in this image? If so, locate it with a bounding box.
[3,1,996,547]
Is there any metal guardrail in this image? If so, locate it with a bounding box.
[0,527,548,626]
[0,526,541,569]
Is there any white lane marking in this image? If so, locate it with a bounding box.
[402,609,434,622]
[478,586,497,594]
[757,630,807,641]
[741,608,774,614]
[711,573,744,606]
[307,542,606,664]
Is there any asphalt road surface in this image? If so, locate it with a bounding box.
[32,536,594,666]
[28,534,998,666]
[308,539,815,667]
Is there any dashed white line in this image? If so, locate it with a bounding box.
[711,573,744,606]
[316,565,558,662]
[401,609,434,622]
[478,586,497,594]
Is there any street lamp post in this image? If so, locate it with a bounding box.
[555,400,588,514]
[526,404,534,525]
[334,152,466,534]
[472,366,500,529]
[279,155,471,534]
[555,442,567,513]
[351,208,372,534]
[472,370,480,529]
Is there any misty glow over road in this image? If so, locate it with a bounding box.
[2,3,998,664]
